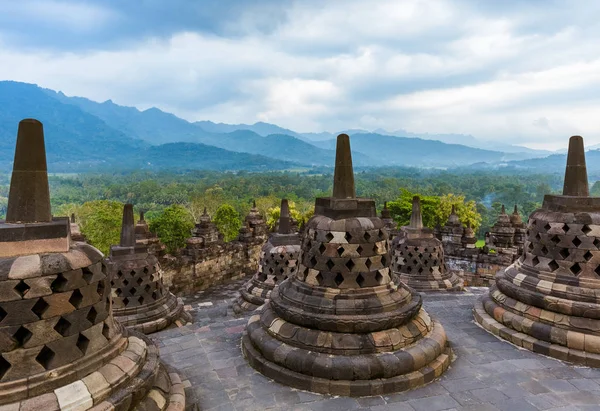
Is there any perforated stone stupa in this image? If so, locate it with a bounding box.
[232,199,301,314]
[392,196,463,292]
[242,134,450,396]
[474,135,600,365]
[106,204,190,334]
[135,211,166,256]
[0,119,185,411]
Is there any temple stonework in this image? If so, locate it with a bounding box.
[380,202,397,239]
[0,119,185,411]
[238,201,268,243]
[474,135,600,365]
[242,134,450,396]
[135,211,166,256]
[392,196,463,291]
[232,199,301,313]
[70,213,87,243]
[106,204,190,334]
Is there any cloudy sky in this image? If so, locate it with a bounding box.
[1,0,599,150]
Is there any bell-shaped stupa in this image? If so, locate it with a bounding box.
[242,134,450,396]
[106,204,191,334]
[392,196,463,291]
[474,135,600,365]
[0,119,185,410]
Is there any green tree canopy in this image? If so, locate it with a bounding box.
[78,200,123,255]
[213,204,242,242]
[149,204,195,254]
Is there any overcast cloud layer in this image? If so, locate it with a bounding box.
[1,0,599,150]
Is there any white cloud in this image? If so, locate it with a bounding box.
[2,0,600,149]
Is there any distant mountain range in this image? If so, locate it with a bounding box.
[0,80,570,173]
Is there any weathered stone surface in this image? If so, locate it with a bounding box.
[242,134,450,396]
[135,211,165,256]
[474,135,600,365]
[392,197,463,292]
[106,204,190,334]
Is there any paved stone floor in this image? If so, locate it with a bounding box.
[150,278,600,411]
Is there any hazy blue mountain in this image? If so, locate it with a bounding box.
[195,120,302,138]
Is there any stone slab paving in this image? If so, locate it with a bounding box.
[150,280,600,411]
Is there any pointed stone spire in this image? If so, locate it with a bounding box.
[409,196,423,229]
[501,204,506,214]
[71,213,76,223]
[279,199,291,234]
[332,134,356,199]
[513,204,518,214]
[381,201,391,218]
[6,119,51,223]
[203,207,208,216]
[563,135,589,196]
[139,210,145,222]
[120,203,136,247]
[253,200,257,209]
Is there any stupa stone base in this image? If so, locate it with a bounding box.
[113,292,191,334]
[232,277,269,314]
[399,273,464,292]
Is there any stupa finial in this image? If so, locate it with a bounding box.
[6,119,52,223]
[253,200,257,208]
[332,134,356,199]
[563,135,589,196]
[120,204,136,247]
[203,207,208,216]
[501,204,506,215]
[71,213,76,223]
[140,210,145,222]
[279,199,291,234]
[513,204,518,214]
[409,196,423,229]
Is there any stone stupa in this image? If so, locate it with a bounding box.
[0,119,185,410]
[242,134,450,396]
[474,135,600,365]
[392,196,463,291]
[135,211,166,256]
[232,199,301,313]
[106,204,191,334]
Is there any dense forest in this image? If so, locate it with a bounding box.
[1,167,582,250]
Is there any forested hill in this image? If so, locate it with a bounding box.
[0,80,562,172]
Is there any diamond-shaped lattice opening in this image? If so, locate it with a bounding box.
[138,296,145,304]
[418,253,423,259]
[0,355,10,380]
[548,260,559,271]
[310,256,318,266]
[129,270,136,276]
[379,229,385,239]
[595,265,600,277]
[563,224,570,233]
[325,233,334,242]
[356,273,365,287]
[279,268,285,274]
[31,298,49,319]
[129,288,136,296]
[344,232,353,242]
[123,297,130,306]
[54,317,71,336]
[585,251,594,261]
[375,271,383,283]
[82,267,94,284]
[97,281,105,297]
[551,235,561,245]
[268,267,274,274]
[12,326,32,348]
[123,279,129,286]
[35,346,55,370]
[151,292,158,300]
[364,232,371,241]
[69,289,84,309]
[528,242,534,251]
[102,323,111,340]
[346,259,355,270]
[144,284,151,293]
[365,258,372,269]
[14,280,30,298]
[544,223,551,231]
[337,247,345,257]
[406,266,413,273]
[595,238,600,249]
[51,274,68,292]
[583,225,593,235]
[570,262,582,275]
[532,256,540,266]
[559,248,570,259]
[143,267,149,274]
[0,306,6,322]
[326,259,335,270]
[319,243,326,254]
[433,259,438,265]
[535,233,541,241]
[315,273,324,285]
[573,237,582,247]
[76,334,90,354]
[541,246,549,255]
[334,273,344,286]
[87,307,98,324]
[115,288,122,297]
[407,252,413,258]
[418,267,424,273]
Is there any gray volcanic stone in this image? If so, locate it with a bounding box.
[242,134,451,396]
[474,135,600,366]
